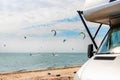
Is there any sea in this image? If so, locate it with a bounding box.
[0,52,88,73]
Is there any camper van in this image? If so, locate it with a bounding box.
[74,0,120,80]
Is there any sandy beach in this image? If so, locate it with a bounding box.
[0,66,80,80]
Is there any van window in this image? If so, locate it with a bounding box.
[98,24,120,53]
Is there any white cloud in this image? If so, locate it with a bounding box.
[0,37,92,53]
[0,0,85,32]
[0,0,95,52]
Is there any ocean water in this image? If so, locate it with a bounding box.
[0,52,88,73]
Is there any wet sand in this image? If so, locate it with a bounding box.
[0,66,80,80]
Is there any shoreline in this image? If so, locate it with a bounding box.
[0,66,80,80]
[0,65,81,74]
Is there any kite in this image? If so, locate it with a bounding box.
[24,36,27,39]
[3,44,6,47]
[63,39,66,43]
[79,32,86,39]
[51,30,56,36]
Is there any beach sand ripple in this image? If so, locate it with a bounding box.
[0,66,80,80]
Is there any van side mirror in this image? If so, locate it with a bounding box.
[87,44,93,58]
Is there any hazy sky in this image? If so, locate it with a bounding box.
[0,0,109,53]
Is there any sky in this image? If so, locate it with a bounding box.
[0,0,109,53]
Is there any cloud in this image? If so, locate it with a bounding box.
[0,37,92,52]
[0,0,101,52]
[0,0,85,32]
[54,16,80,23]
[0,0,85,15]
[24,15,81,29]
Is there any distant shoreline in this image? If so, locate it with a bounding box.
[0,65,81,75]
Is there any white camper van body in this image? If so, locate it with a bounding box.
[74,0,120,80]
